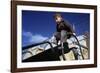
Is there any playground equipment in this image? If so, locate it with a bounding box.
[22,32,89,62]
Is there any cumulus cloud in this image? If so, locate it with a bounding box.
[22,31,33,37]
[29,34,48,43]
[22,31,48,45]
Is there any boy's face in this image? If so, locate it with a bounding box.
[55,16,62,23]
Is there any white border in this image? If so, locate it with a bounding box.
[17,5,94,68]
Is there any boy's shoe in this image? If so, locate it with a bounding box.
[63,42,70,53]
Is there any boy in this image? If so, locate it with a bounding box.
[54,13,74,52]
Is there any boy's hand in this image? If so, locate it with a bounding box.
[73,33,76,35]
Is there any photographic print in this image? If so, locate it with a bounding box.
[22,10,89,62]
[11,1,97,72]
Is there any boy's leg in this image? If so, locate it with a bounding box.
[54,32,60,45]
[61,30,67,44]
[60,30,68,60]
[61,30,69,51]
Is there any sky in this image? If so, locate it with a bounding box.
[22,10,90,47]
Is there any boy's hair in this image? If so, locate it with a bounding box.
[54,13,62,19]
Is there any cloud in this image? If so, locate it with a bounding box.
[29,34,48,43]
[22,31,48,46]
[22,31,33,37]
